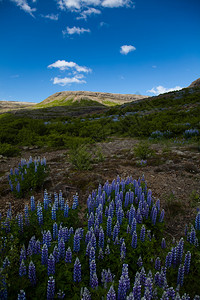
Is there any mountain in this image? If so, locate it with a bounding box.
[37,91,148,108]
[0,101,35,113]
[188,78,200,88]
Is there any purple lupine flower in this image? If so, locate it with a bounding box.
[47,276,55,300]
[37,203,43,225]
[17,290,26,300]
[41,244,48,265]
[161,238,166,249]
[120,241,126,259]
[98,247,104,260]
[65,247,72,263]
[30,196,35,211]
[81,287,91,300]
[18,213,23,233]
[48,254,55,276]
[165,252,172,269]
[89,246,95,264]
[159,209,165,222]
[155,257,161,271]
[88,212,94,230]
[57,290,65,299]
[171,247,177,268]
[19,259,26,277]
[195,212,200,230]
[106,268,113,283]
[177,264,185,286]
[118,275,127,300]
[112,224,119,241]
[122,264,130,291]
[184,251,191,274]
[91,233,97,250]
[35,240,41,254]
[131,231,137,249]
[107,216,112,237]
[117,207,124,225]
[73,257,81,283]
[140,225,146,242]
[165,287,175,299]
[72,193,78,209]
[64,202,69,218]
[98,227,104,249]
[16,181,20,193]
[133,279,141,300]
[176,238,184,265]
[58,238,65,259]
[127,225,131,234]
[139,267,147,286]
[28,261,36,286]
[151,206,157,225]
[131,218,137,235]
[46,230,52,248]
[190,227,196,245]
[137,256,143,268]
[90,259,96,286]
[73,232,80,252]
[24,205,30,226]
[91,272,98,289]
[53,245,59,263]
[105,244,110,255]
[107,285,116,300]
[144,277,153,299]
[53,222,58,240]
[20,246,26,263]
[51,204,56,221]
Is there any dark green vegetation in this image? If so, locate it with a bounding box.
[0,87,199,157]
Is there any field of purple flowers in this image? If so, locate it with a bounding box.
[0,167,200,299]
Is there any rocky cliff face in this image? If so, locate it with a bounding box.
[40,91,148,106]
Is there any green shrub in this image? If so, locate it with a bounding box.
[69,144,92,170]
[133,141,155,159]
[0,143,20,157]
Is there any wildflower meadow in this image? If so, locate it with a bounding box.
[0,162,200,299]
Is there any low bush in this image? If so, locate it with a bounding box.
[133,141,155,159]
[0,143,20,157]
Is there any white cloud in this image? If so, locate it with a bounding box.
[102,0,130,7]
[48,60,91,85]
[48,60,92,73]
[41,13,59,20]
[56,0,134,11]
[120,45,136,55]
[62,26,91,36]
[147,85,183,95]
[76,7,101,20]
[11,0,36,16]
[52,75,86,86]
[57,0,81,10]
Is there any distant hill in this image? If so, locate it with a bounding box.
[37,91,148,108]
[188,78,200,88]
[0,101,35,113]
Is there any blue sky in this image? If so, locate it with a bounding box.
[1,0,200,103]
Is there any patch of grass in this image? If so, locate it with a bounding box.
[164,192,185,216]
